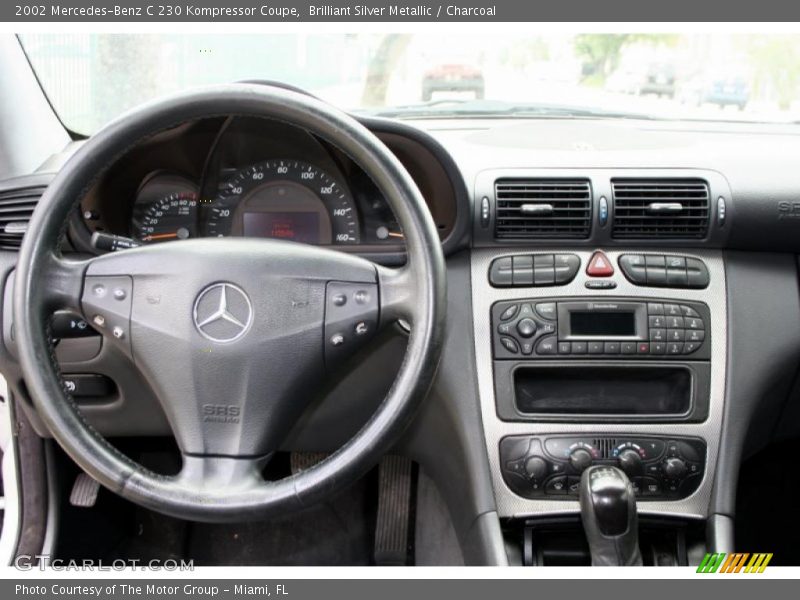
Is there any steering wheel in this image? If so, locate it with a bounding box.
[12,85,446,522]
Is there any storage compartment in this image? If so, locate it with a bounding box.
[512,364,692,416]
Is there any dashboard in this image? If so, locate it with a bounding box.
[75,116,469,260]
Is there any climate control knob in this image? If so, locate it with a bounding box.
[663,457,688,479]
[569,448,593,473]
[617,449,643,476]
[524,457,548,480]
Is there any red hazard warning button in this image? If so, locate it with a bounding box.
[586,251,614,277]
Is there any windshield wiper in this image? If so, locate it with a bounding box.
[362,99,658,121]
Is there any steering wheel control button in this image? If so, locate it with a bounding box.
[586,251,614,277]
[325,281,379,366]
[82,275,133,357]
[193,282,253,343]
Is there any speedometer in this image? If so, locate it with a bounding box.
[207,160,360,245]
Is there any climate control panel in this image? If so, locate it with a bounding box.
[500,435,705,500]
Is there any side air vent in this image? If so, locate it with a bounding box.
[611,179,710,239]
[494,179,592,239]
[0,186,44,250]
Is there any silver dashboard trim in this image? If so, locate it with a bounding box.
[470,248,727,519]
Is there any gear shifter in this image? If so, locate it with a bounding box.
[579,465,643,566]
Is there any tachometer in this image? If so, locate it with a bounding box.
[131,173,199,243]
[134,191,198,243]
[206,160,360,245]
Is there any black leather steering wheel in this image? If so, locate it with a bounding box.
[13,85,446,522]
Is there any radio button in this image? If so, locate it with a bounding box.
[647,302,665,315]
[649,315,666,328]
[500,304,519,321]
[558,342,571,354]
[667,329,685,342]
[685,329,705,342]
[637,342,650,354]
[497,321,514,335]
[588,341,604,354]
[535,302,557,320]
[621,342,637,354]
[537,336,558,355]
[685,317,704,330]
[666,315,685,329]
[516,318,537,338]
[651,342,666,354]
[604,342,621,354]
[521,341,535,355]
[664,304,682,317]
[683,341,702,354]
[500,337,519,354]
[650,328,666,342]
[571,342,587,354]
[681,305,700,318]
[667,342,684,355]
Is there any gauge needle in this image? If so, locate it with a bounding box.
[143,232,179,241]
[387,231,405,239]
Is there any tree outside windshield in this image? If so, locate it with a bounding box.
[19,33,800,133]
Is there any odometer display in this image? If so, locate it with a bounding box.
[207,160,360,245]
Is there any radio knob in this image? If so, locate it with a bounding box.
[663,457,688,479]
[524,457,548,480]
[617,449,643,476]
[516,318,537,338]
[569,448,593,473]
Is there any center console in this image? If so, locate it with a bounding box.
[470,248,726,521]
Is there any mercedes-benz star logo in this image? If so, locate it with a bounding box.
[193,283,253,343]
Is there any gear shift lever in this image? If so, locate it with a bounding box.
[579,465,643,566]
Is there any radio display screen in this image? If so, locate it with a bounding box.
[570,311,636,337]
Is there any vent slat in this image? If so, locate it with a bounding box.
[494,179,592,240]
[611,179,709,239]
[0,186,44,249]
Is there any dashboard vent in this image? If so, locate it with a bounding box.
[494,179,592,239]
[611,179,710,239]
[0,186,44,250]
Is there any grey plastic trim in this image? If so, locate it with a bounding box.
[470,248,727,519]
[0,375,21,566]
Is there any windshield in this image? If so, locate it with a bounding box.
[18,33,800,133]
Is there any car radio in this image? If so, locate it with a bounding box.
[492,298,710,360]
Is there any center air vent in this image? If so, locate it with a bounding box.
[611,179,710,239]
[0,185,45,250]
[494,179,592,239]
